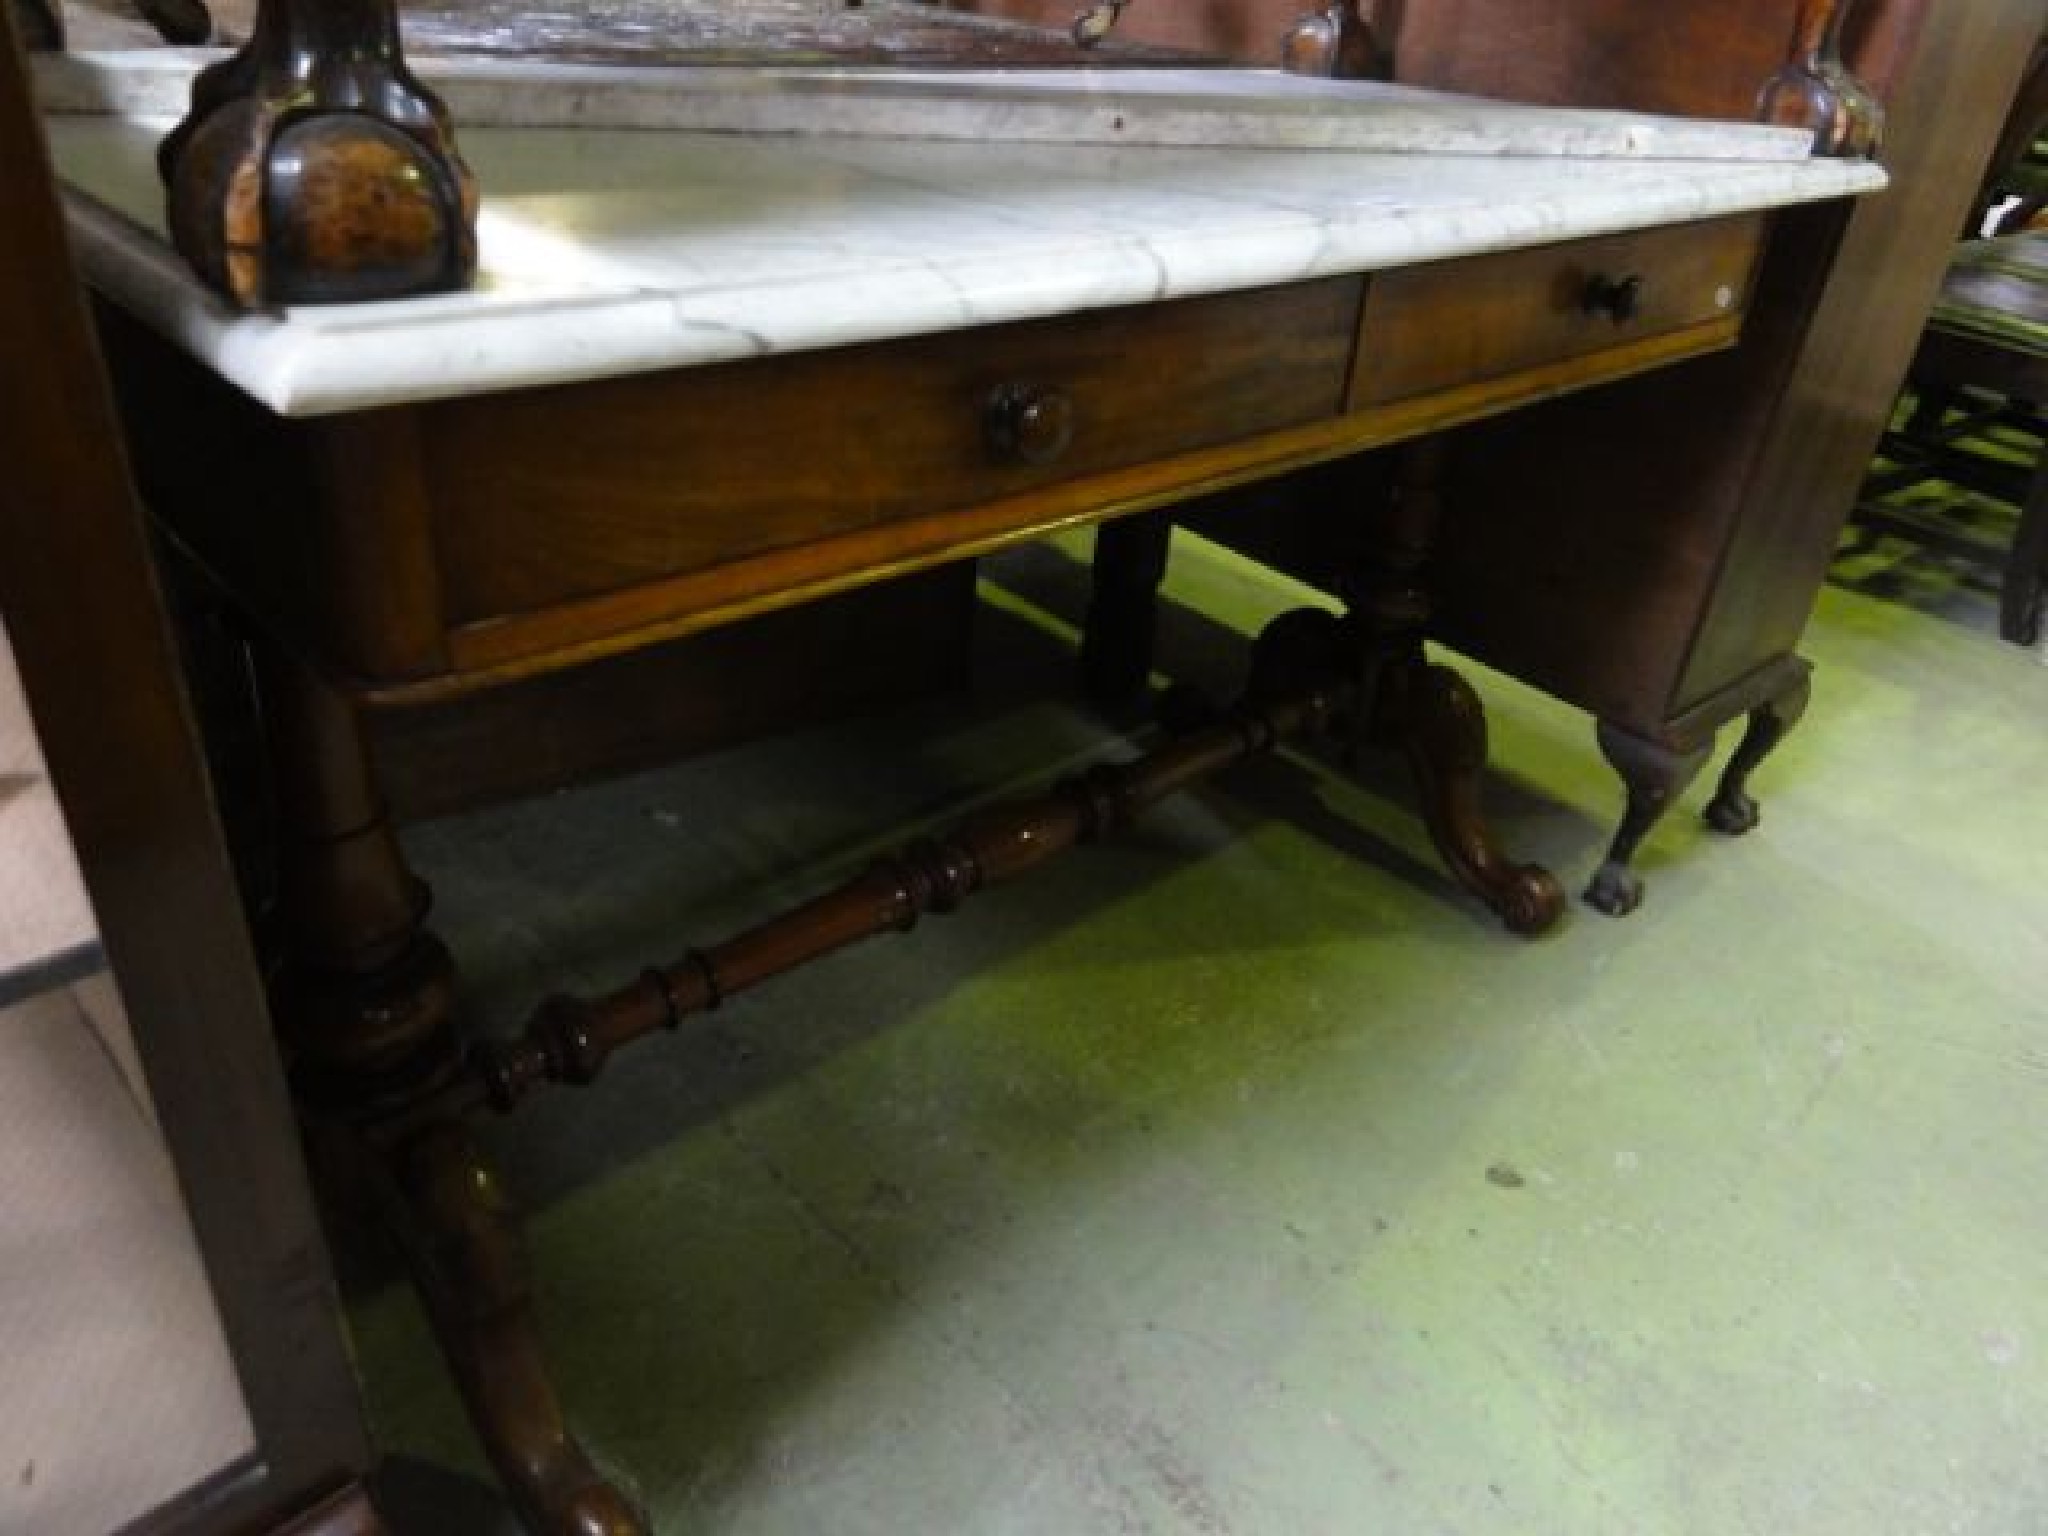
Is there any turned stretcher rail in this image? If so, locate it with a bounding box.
[467,676,1341,1114]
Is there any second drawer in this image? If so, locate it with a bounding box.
[1350,214,1766,408]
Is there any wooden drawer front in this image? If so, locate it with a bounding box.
[1350,214,1763,407]
[426,277,1360,624]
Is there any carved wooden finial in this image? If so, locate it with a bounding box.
[1757,0,1884,157]
[158,0,477,307]
[1282,1,1399,82]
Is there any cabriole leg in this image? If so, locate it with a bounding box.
[1585,721,1712,916]
[1373,659,1565,936]
[1704,666,1812,837]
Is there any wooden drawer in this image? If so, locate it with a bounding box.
[1350,214,1764,407]
[423,277,1362,625]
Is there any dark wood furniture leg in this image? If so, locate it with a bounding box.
[2001,451,2048,646]
[156,0,476,308]
[1584,723,1712,916]
[255,649,645,1536]
[1080,511,1172,706]
[1351,439,1564,934]
[1081,444,1563,933]
[1704,662,1811,836]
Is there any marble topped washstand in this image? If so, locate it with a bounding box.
[44,56,1885,1535]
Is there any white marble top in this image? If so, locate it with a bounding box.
[40,54,1887,418]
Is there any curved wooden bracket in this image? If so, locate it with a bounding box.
[157,0,476,307]
[1757,0,1884,157]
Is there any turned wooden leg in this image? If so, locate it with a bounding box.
[1372,659,1566,935]
[1080,512,1172,707]
[1585,722,1712,917]
[13,0,63,51]
[1704,666,1812,838]
[157,0,476,308]
[256,650,643,1536]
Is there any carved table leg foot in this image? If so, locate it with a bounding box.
[256,650,636,1535]
[1373,657,1566,935]
[1704,666,1812,837]
[157,0,476,307]
[393,1124,649,1536]
[1586,721,1712,916]
[1080,511,1172,708]
[1339,437,1562,935]
[13,0,64,51]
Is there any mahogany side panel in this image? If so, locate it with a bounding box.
[1426,204,1845,730]
[1423,0,2019,736]
[1678,0,2048,708]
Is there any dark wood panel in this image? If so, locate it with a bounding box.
[97,305,454,685]
[956,0,1921,109]
[373,565,976,819]
[1679,0,2048,708]
[0,19,375,1536]
[1418,0,2022,737]
[1427,205,1844,730]
[423,278,1362,625]
[1352,215,1762,408]
[943,0,1309,64]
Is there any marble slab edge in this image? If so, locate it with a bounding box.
[56,152,1886,419]
[34,51,1821,162]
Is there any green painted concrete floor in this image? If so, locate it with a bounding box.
[351,525,2048,1535]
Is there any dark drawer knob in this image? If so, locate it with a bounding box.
[984,383,1076,467]
[1582,272,1645,325]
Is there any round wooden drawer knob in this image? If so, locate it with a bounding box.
[984,383,1077,466]
[1582,272,1646,325]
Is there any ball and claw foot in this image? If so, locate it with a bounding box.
[1493,864,1568,935]
[1702,787,1761,837]
[1583,859,1645,918]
